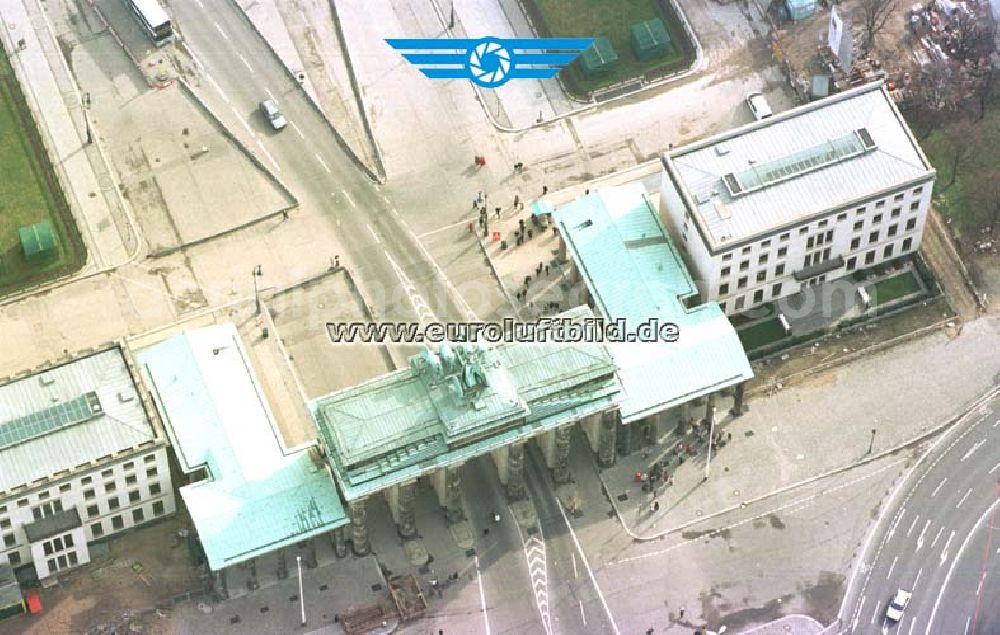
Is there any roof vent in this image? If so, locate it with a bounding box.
[118,392,135,403]
[39,373,55,387]
[715,144,730,156]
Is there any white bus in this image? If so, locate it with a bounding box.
[125,0,173,47]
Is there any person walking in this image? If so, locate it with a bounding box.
[513,194,520,209]
[542,185,548,195]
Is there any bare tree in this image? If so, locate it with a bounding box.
[966,168,1000,232]
[937,119,978,188]
[859,0,898,55]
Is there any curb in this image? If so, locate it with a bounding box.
[224,0,382,184]
[601,382,1000,542]
[474,230,523,321]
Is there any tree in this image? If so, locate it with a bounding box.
[965,168,1000,233]
[937,119,977,189]
[859,0,898,56]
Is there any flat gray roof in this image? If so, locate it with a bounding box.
[665,82,935,250]
[0,348,157,494]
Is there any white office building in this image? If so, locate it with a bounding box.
[0,346,175,580]
[659,82,936,315]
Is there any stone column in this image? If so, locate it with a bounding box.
[397,481,417,539]
[247,558,258,591]
[349,499,370,556]
[506,442,526,500]
[553,425,572,484]
[214,569,229,599]
[598,411,617,467]
[277,550,288,580]
[730,383,746,417]
[444,466,465,523]
[616,420,632,456]
[702,392,716,425]
[306,539,318,568]
[332,527,347,558]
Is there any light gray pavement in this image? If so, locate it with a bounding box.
[0,0,135,271]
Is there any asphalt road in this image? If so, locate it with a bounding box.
[162,0,471,326]
[842,389,1000,634]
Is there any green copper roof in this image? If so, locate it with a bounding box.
[310,307,620,500]
[136,324,347,571]
[554,184,753,422]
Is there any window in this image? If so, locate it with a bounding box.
[856,207,866,215]
[824,247,831,260]
[888,224,898,237]
[720,266,731,277]
[906,218,917,231]
[43,542,53,556]
[775,263,785,276]
[68,551,78,567]
[734,296,745,311]
[153,501,165,516]
[105,482,116,493]
[132,508,145,524]
[758,254,769,265]
[818,219,828,228]
[108,497,120,511]
[869,231,879,244]
[0,506,5,514]
[865,250,876,265]
[913,186,923,195]
[807,236,815,249]
[738,277,748,289]
[739,260,749,271]
[52,537,63,552]
[38,491,49,501]
[128,490,141,504]
[772,282,782,296]
[804,254,812,267]
[112,515,124,530]
[719,283,730,295]
[837,213,847,221]
[853,221,863,232]
[84,489,95,501]
[722,253,732,262]
[756,270,766,282]
[876,200,886,208]
[101,469,114,478]
[16,499,27,508]
[884,244,894,258]
[87,505,99,518]
[144,453,157,464]
[53,500,62,513]
[891,208,901,218]
[777,246,787,257]
[753,289,764,304]
[32,508,42,522]
[125,475,137,486]
[826,230,834,242]
[799,226,809,235]
[894,193,904,202]
[146,467,158,479]
[81,476,92,486]
[875,214,885,225]
[149,483,162,497]
[742,246,752,255]
[0,519,8,530]
[761,240,771,248]
[57,555,67,570]
[91,522,103,538]
[910,201,920,211]
[7,551,19,566]
[47,559,55,573]
[59,483,72,493]
[123,462,134,471]
[850,237,860,250]
[64,534,73,548]
[780,232,790,241]
[903,237,913,252]
[816,233,825,246]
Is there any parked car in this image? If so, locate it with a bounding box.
[886,589,912,622]
[745,91,773,120]
[260,99,287,130]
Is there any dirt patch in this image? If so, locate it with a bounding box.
[800,570,846,624]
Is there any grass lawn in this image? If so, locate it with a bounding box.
[737,317,788,351]
[0,45,83,294]
[532,0,694,96]
[867,271,922,306]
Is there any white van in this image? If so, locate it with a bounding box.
[745,91,773,120]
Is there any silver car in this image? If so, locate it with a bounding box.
[260,99,287,130]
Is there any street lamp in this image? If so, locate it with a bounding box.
[867,428,877,455]
[296,555,306,627]
[252,265,263,314]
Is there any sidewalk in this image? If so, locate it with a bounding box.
[596,315,1000,539]
[0,0,133,271]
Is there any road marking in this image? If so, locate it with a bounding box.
[314,153,331,174]
[887,509,905,541]
[939,530,956,565]
[290,121,305,139]
[474,555,491,635]
[523,535,551,633]
[957,487,973,508]
[238,53,254,73]
[962,439,986,462]
[213,22,230,42]
[915,520,931,551]
[256,140,280,172]
[913,566,923,590]
[930,527,945,548]
[871,603,879,625]
[990,461,1000,474]
[931,478,948,497]
[572,553,578,578]
[886,555,898,579]
[384,252,437,325]
[906,516,920,537]
[554,496,620,635]
[964,616,972,635]
[205,74,229,103]
[342,190,355,207]
[366,224,381,244]
[907,618,917,635]
[231,107,252,134]
[579,600,587,626]
[418,217,478,238]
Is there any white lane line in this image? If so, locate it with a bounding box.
[939,530,956,565]
[205,74,229,103]
[957,488,974,509]
[572,553,578,578]
[907,618,917,635]
[886,555,898,579]
[962,439,986,462]
[964,615,972,635]
[314,153,331,174]
[906,516,920,537]
[871,603,880,625]
[256,140,280,172]
[232,106,252,134]
[930,527,945,548]
[238,53,254,73]
[366,224,381,245]
[418,217,478,238]
[579,600,587,626]
[913,566,923,590]
[474,555,491,635]
[990,461,1000,474]
[213,22,230,42]
[342,190,355,207]
[291,122,305,139]
[887,509,905,541]
[915,520,931,551]
[265,88,277,102]
[931,478,948,497]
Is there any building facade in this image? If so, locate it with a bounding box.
[659,82,936,315]
[0,347,175,581]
